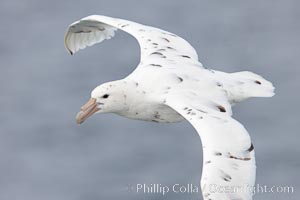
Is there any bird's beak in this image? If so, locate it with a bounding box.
[76,98,100,124]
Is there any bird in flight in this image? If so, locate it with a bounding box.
[64,15,274,200]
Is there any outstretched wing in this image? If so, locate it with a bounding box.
[64,15,202,66]
[165,94,255,200]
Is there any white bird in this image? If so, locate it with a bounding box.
[64,15,274,200]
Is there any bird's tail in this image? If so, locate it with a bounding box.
[226,71,275,103]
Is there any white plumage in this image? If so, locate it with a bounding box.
[65,15,274,200]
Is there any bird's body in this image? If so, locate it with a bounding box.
[65,15,274,200]
[98,79,184,123]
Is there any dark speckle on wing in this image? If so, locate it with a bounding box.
[228,153,251,161]
[149,64,162,67]
[166,46,175,50]
[215,152,222,156]
[177,76,183,82]
[162,37,170,42]
[220,170,232,182]
[217,105,226,112]
[150,52,166,58]
[181,55,191,58]
[121,24,129,28]
[151,52,163,56]
[255,80,262,84]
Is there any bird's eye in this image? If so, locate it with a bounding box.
[102,94,109,99]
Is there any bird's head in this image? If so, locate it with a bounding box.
[76,81,128,124]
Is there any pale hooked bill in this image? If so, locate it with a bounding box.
[64,15,275,200]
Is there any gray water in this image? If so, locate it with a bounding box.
[0,0,299,199]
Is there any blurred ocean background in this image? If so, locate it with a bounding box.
[0,0,299,199]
